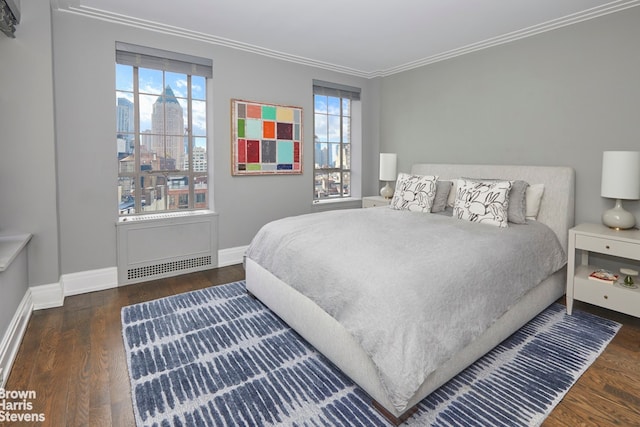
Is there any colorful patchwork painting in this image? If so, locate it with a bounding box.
[231,99,303,175]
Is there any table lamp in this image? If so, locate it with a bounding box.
[379,153,397,199]
[601,151,640,229]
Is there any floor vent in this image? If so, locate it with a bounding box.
[117,211,218,285]
[127,255,212,281]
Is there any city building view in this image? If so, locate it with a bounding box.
[313,93,351,199]
[117,69,208,215]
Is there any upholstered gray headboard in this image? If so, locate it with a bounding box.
[410,164,575,253]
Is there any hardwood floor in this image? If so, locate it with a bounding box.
[4,264,640,426]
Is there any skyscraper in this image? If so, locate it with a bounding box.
[116,97,134,154]
[151,86,185,169]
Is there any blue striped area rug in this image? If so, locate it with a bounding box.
[122,281,620,426]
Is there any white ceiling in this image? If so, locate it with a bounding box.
[54,0,639,78]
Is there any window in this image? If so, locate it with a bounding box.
[115,42,212,215]
[313,81,361,200]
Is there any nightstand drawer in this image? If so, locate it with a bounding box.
[362,196,391,208]
[575,234,640,259]
[573,278,640,317]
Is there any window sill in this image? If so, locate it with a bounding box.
[117,209,217,225]
[312,197,360,206]
[311,197,363,212]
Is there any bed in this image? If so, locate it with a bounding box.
[245,163,575,424]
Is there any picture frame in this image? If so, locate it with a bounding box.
[231,99,303,175]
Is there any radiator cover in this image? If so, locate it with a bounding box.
[116,211,218,285]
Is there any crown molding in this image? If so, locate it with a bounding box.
[56,0,640,79]
[57,5,372,78]
[373,0,640,77]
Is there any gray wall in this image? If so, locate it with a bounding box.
[51,9,377,275]
[379,7,640,226]
[2,4,639,290]
[0,1,59,289]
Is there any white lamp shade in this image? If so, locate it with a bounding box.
[379,153,397,181]
[601,151,640,200]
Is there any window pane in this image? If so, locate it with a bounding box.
[118,152,134,174]
[327,96,340,115]
[117,135,133,158]
[175,98,188,136]
[116,92,134,130]
[327,116,341,142]
[167,175,189,210]
[192,76,206,100]
[140,174,167,212]
[314,95,327,114]
[165,135,184,170]
[315,142,328,168]
[342,99,350,116]
[115,64,133,91]
[117,93,135,159]
[342,117,350,143]
[194,175,208,208]
[191,138,208,172]
[165,72,187,98]
[329,143,341,168]
[327,172,341,197]
[342,143,351,169]
[314,113,327,142]
[192,100,207,136]
[139,94,157,133]
[118,177,135,214]
[315,172,329,199]
[138,68,163,95]
[342,172,351,197]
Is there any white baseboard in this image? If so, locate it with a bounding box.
[29,247,243,311]
[0,290,33,388]
[61,266,118,296]
[31,266,118,310]
[30,282,64,310]
[218,245,247,267]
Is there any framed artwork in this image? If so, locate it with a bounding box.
[231,99,303,175]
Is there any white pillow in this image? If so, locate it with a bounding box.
[390,173,438,212]
[447,180,457,208]
[453,179,512,228]
[525,183,545,220]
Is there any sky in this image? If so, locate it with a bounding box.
[116,64,207,149]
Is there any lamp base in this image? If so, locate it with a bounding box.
[380,182,394,199]
[602,199,636,230]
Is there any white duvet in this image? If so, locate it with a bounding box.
[245,207,566,412]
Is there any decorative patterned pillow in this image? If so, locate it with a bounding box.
[390,173,438,212]
[453,179,512,227]
[463,177,529,224]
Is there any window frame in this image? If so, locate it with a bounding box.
[116,43,212,216]
[312,80,361,201]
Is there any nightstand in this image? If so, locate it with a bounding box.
[362,196,391,208]
[566,223,640,318]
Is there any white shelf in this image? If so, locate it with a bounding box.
[0,233,32,272]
